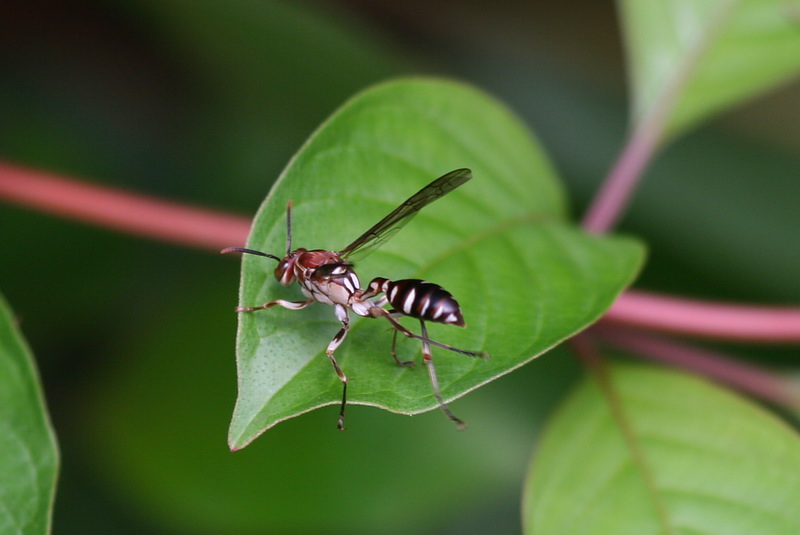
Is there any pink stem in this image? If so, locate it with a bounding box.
[605,291,800,343]
[582,119,661,233]
[594,325,800,407]
[2,161,800,343]
[0,162,251,250]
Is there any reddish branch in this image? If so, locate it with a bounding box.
[582,119,660,233]
[607,292,800,343]
[2,161,800,344]
[593,326,800,407]
[0,162,251,250]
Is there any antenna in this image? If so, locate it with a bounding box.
[220,247,281,262]
[285,200,293,254]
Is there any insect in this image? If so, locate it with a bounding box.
[222,168,487,430]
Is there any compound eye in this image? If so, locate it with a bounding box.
[275,259,295,285]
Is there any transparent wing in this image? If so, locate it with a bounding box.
[339,168,472,260]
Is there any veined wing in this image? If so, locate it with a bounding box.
[339,168,472,260]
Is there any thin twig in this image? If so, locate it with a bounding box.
[0,162,251,250]
[581,120,660,233]
[593,325,800,408]
[605,291,800,343]
[582,3,735,234]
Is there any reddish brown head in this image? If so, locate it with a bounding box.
[274,249,302,285]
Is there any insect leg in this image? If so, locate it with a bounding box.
[327,304,350,430]
[235,299,314,313]
[389,327,415,367]
[419,320,466,430]
[371,307,487,359]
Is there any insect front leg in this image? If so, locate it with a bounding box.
[327,304,350,430]
[419,320,466,430]
[235,299,314,313]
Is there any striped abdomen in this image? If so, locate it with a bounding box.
[380,278,465,327]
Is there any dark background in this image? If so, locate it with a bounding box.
[1,1,799,533]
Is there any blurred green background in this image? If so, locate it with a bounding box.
[1,1,799,533]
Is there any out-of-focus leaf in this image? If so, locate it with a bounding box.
[0,293,58,535]
[619,0,800,138]
[523,364,800,535]
[229,78,646,448]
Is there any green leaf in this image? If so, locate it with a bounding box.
[619,0,800,138]
[229,78,645,449]
[0,293,58,535]
[523,364,800,535]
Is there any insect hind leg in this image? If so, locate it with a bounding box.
[389,328,416,367]
[374,308,488,359]
[419,320,466,429]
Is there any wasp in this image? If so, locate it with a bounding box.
[223,168,487,430]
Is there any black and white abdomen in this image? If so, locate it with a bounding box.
[379,278,465,327]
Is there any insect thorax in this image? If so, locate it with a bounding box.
[295,250,360,307]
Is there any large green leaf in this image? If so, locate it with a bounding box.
[229,78,645,449]
[0,294,58,535]
[523,363,800,535]
[619,0,800,138]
